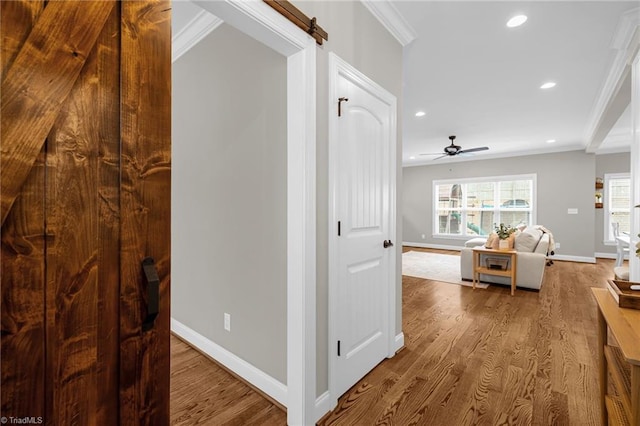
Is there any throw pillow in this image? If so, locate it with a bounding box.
[515,228,542,252]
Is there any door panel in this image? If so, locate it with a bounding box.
[346,107,384,232]
[335,70,393,398]
[1,1,171,424]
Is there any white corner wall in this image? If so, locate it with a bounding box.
[172,23,288,384]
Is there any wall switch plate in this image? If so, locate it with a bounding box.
[421,234,426,239]
[555,242,560,249]
[567,208,578,215]
[224,313,231,332]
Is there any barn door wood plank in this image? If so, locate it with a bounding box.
[0,1,44,79]
[94,8,123,424]
[43,4,122,424]
[119,1,171,424]
[0,0,115,226]
[0,1,46,420]
[0,155,47,420]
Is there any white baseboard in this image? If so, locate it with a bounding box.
[315,391,333,423]
[394,332,404,352]
[171,318,287,407]
[403,241,462,251]
[594,252,627,260]
[551,254,596,264]
[403,242,599,264]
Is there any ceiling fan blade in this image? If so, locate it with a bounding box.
[432,154,449,160]
[419,152,443,156]
[458,146,489,154]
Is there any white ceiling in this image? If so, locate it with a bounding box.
[171,1,639,165]
[396,1,638,165]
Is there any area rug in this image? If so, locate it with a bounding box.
[402,251,489,289]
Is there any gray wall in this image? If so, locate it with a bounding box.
[595,152,630,255]
[403,150,596,259]
[296,1,404,396]
[172,24,288,383]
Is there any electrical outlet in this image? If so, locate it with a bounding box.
[555,242,560,249]
[224,313,231,332]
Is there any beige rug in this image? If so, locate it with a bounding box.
[402,251,489,289]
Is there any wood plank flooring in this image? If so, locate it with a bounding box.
[171,248,618,425]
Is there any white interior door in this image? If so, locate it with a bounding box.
[329,53,397,399]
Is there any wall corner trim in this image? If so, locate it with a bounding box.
[360,0,417,47]
[170,318,288,406]
[172,10,224,63]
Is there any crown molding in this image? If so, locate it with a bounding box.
[584,7,640,152]
[360,0,417,47]
[172,10,224,63]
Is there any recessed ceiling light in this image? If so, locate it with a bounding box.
[415,111,426,117]
[540,82,556,89]
[546,139,556,143]
[507,15,527,28]
[409,156,416,160]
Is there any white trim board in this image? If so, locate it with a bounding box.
[550,255,596,264]
[403,242,463,252]
[315,392,333,423]
[403,242,596,264]
[172,10,223,63]
[171,318,287,405]
[595,252,622,260]
[394,332,405,353]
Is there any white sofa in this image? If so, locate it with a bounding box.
[460,229,550,290]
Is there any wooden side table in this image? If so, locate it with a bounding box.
[592,288,640,426]
[472,247,518,295]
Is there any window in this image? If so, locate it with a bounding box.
[604,173,630,243]
[433,174,536,238]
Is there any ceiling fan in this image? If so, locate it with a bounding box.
[420,135,489,160]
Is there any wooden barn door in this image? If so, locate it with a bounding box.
[1,1,171,424]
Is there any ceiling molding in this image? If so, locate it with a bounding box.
[584,7,640,153]
[360,0,417,47]
[172,10,223,63]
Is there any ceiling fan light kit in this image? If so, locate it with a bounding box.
[420,135,489,160]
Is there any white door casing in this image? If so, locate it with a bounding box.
[328,53,397,401]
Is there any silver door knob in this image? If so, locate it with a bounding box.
[383,240,394,248]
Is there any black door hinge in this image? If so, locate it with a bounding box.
[338,221,341,236]
[337,340,341,356]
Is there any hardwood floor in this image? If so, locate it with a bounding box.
[170,334,287,425]
[171,249,618,425]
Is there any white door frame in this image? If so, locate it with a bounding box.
[327,52,397,407]
[193,2,317,424]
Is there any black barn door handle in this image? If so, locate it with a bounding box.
[142,257,159,332]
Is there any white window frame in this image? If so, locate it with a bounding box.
[604,172,631,245]
[433,174,537,239]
